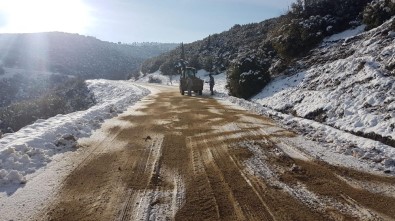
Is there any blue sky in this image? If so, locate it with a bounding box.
[0,0,295,43]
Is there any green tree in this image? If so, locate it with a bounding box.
[180,42,185,60]
[202,56,214,73]
[206,35,211,49]
[188,54,201,69]
[226,57,271,99]
[159,59,177,76]
[363,0,395,30]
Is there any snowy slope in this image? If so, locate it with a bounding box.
[248,18,395,173]
[253,18,395,141]
[0,80,149,186]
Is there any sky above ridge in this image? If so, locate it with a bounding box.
[0,0,295,43]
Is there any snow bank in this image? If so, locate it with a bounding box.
[0,79,149,186]
[224,94,395,174]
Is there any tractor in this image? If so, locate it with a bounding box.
[179,67,204,96]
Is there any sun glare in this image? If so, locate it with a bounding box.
[0,0,92,34]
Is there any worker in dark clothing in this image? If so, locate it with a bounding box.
[187,76,193,96]
[209,73,215,95]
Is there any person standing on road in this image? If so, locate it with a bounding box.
[209,73,215,95]
[187,76,193,96]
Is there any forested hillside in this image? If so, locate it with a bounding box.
[0,32,177,80]
[0,32,177,133]
[141,0,395,98]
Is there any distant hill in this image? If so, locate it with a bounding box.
[0,32,177,80]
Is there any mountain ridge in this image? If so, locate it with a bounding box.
[0,32,178,80]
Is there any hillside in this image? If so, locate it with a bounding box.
[140,0,395,99]
[0,32,177,80]
[0,32,177,133]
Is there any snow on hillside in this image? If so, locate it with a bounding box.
[0,80,149,186]
[324,25,366,42]
[253,20,395,141]
[248,18,395,173]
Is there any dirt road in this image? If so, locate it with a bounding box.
[38,85,395,221]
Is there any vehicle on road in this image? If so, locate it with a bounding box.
[179,67,204,96]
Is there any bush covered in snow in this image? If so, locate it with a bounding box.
[148,76,163,84]
[363,0,395,30]
[227,56,271,99]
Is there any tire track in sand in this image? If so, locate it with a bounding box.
[38,85,395,221]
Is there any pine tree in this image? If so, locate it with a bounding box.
[180,42,185,60]
[207,35,211,49]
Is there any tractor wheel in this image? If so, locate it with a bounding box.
[199,90,202,95]
[181,90,184,95]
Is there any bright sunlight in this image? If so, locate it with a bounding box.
[0,0,92,33]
